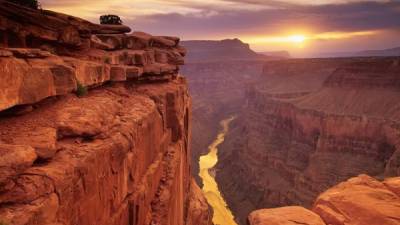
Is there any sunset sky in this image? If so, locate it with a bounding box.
[41,0,400,57]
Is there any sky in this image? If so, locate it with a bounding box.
[41,0,400,57]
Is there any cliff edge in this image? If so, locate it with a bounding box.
[0,1,212,225]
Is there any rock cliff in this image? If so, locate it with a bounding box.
[0,1,212,225]
[248,174,400,225]
[216,57,400,224]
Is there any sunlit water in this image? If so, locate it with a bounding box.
[199,116,238,225]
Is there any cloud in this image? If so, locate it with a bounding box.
[125,0,400,39]
[40,0,400,54]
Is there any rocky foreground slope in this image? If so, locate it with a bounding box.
[0,1,211,225]
[216,57,400,224]
[249,174,400,225]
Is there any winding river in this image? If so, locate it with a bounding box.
[199,116,238,225]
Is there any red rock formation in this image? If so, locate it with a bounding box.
[248,206,325,225]
[0,2,212,225]
[249,175,400,225]
[216,57,400,224]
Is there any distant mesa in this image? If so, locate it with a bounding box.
[259,51,291,59]
[181,38,274,62]
[318,46,400,58]
[355,46,400,57]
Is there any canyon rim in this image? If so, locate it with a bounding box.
[1,0,400,225]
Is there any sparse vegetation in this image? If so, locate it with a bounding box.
[8,0,40,9]
[76,81,88,97]
[100,15,123,25]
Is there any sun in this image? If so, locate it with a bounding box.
[288,35,306,43]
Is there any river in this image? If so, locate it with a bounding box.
[198,116,238,225]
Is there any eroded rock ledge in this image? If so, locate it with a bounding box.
[249,174,400,225]
[0,2,211,225]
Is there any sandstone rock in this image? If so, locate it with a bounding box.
[152,36,177,48]
[8,127,58,159]
[313,175,400,225]
[0,49,13,57]
[56,96,119,137]
[59,26,82,46]
[0,193,59,225]
[91,24,131,34]
[126,66,143,79]
[110,66,127,81]
[8,48,52,58]
[176,46,187,57]
[384,177,400,196]
[96,34,124,50]
[168,50,185,65]
[248,206,326,225]
[65,59,110,87]
[130,31,153,49]
[0,174,54,204]
[49,65,77,95]
[90,35,114,50]
[0,57,54,111]
[185,179,213,225]
[0,4,195,225]
[0,144,37,188]
[155,49,169,64]
[163,36,180,45]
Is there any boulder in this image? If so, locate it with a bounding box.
[313,175,400,225]
[248,206,326,225]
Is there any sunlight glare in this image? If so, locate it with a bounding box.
[288,35,306,43]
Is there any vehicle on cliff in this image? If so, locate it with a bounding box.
[100,14,123,25]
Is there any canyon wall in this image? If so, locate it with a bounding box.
[182,61,266,181]
[0,2,212,225]
[216,57,400,224]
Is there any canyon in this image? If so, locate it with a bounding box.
[182,38,400,225]
[0,1,212,225]
[1,1,400,225]
[181,39,273,182]
[216,57,400,224]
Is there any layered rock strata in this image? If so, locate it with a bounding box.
[216,57,400,224]
[0,2,211,225]
[181,60,265,182]
[248,174,400,225]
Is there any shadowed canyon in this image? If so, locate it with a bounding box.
[182,39,400,225]
[0,1,400,225]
